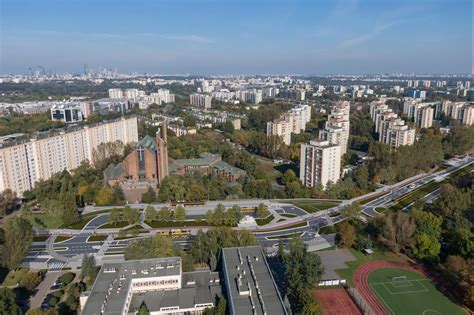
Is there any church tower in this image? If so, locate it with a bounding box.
[156,120,169,183]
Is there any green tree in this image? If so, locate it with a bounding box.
[0,189,17,216]
[255,203,269,219]
[174,205,187,223]
[138,302,150,315]
[95,186,115,206]
[158,207,172,223]
[144,205,157,222]
[336,222,356,248]
[284,238,323,312]
[124,235,178,260]
[19,271,42,291]
[340,202,361,220]
[123,206,140,225]
[411,209,442,260]
[0,288,19,315]
[141,186,157,204]
[1,216,32,269]
[109,208,123,226]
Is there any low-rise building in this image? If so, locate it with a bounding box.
[222,246,287,315]
[80,257,222,315]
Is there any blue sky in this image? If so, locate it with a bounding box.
[1,0,472,74]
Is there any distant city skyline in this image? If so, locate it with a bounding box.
[1,0,472,74]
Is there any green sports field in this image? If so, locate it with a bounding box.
[368,268,465,315]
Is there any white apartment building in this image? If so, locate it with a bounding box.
[50,104,84,124]
[125,88,140,100]
[300,140,341,188]
[320,102,350,156]
[108,88,123,99]
[415,106,434,129]
[267,119,291,145]
[438,101,473,126]
[386,125,416,148]
[190,93,212,109]
[0,117,138,195]
[371,102,416,148]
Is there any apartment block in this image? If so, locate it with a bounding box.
[415,106,434,129]
[266,119,291,145]
[320,101,350,156]
[300,140,341,188]
[190,93,212,109]
[0,117,138,195]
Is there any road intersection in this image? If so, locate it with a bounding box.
[22,155,473,270]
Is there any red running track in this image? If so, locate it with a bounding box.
[312,288,362,315]
[353,260,427,315]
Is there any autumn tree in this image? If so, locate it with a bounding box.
[336,221,356,248]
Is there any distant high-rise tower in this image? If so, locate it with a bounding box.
[156,120,169,183]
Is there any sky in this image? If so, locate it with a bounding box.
[0,0,472,74]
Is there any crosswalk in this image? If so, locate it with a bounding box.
[47,260,66,272]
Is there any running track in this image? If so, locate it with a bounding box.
[353,260,427,315]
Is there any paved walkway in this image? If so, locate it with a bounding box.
[30,271,63,309]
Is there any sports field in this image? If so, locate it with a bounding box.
[368,268,464,315]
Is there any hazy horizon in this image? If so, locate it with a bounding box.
[1,0,473,75]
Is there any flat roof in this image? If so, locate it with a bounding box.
[128,270,222,312]
[82,257,181,315]
[222,246,287,315]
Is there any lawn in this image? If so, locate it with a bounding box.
[54,236,73,243]
[280,213,297,218]
[368,268,464,315]
[391,181,440,211]
[28,213,63,229]
[256,214,274,226]
[318,224,337,235]
[97,221,130,229]
[335,248,406,287]
[145,220,235,228]
[87,235,108,242]
[359,192,390,205]
[32,236,49,242]
[282,199,341,213]
[1,269,28,286]
[267,232,303,239]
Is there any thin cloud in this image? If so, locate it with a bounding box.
[339,20,401,48]
[143,33,214,44]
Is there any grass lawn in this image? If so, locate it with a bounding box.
[282,199,341,213]
[28,213,63,229]
[391,181,440,211]
[97,221,130,229]
[54,236,73,243]
[375,207,386,213]
[256,221,308,232]
[359,192,390,205]
[87,235,108,242]
[368,268,464,315]
[256,214,274,226]
[145,220,235,228]
[1,269,28,286]
[276,218,286,223]
[267,232,303,239]
[280,213,297,218]
[32,236,49,242]
[255,156,282,183]
[335,248,406,287]
[318,224,337,235]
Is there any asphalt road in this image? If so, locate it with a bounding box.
[23,155,473,267]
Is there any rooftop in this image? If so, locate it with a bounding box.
[222,246,287,315]
[82,257,181,315]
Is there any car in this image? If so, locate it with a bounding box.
[50,284,61,290]
[41,302,50,310]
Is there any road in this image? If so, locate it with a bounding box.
[22,155,473,269]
